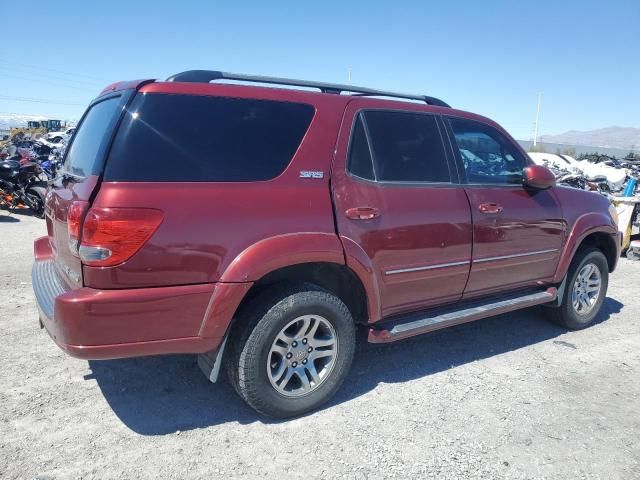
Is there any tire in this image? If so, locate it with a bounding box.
[25,186,46,218]
[549,248,609,330]
[226,283,356,418]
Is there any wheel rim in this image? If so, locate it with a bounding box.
[267,315,338,398]
[571,262,602,316]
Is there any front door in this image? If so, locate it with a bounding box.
[332,101,473,319]
[445,116,564,298]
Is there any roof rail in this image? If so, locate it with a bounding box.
[166,70,450,108]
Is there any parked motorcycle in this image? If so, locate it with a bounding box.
[0,160,47,218]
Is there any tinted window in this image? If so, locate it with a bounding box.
[364,111,450,183]
[63,96,122,177]
[450,118,527,184]
[105,94,314,182]
[348,114,374,180]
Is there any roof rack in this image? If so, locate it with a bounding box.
[166,70,450,108]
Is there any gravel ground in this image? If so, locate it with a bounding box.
[1,211,639,480]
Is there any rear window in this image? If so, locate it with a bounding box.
[62,96,122,177]
[104,94,315,182]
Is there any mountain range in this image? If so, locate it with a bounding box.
[539,127,640,151]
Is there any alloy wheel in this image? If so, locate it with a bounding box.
[267,315,338,397]
[571,262,602,316]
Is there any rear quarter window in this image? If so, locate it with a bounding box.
[104,94,315,182]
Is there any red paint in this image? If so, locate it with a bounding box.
[98,79,153,97]
[46,175,100,289]
[552,187,619,282]
[523,164,557,190]
[32,77,620,360]
[462,186,564,297]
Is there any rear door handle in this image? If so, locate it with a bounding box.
[345,207,381,220]
[478,203,503,214]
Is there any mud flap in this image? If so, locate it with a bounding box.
[545,275,567,308]
[197,337,228,383]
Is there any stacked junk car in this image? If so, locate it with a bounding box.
[0,124,70,217]
[529,152,640,260]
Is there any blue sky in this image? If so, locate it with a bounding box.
[3,0,638,139]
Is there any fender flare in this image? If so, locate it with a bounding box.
[339,236,382,322]
[199,233,382,339]
[199,233,345,340]
[553,212,617,283]
[219,233,345,283]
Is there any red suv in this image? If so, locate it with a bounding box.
[32,70,620,418]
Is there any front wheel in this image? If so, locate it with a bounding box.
[549,248,609,330]
[226,284,356,418]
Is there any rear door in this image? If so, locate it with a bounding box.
[45,93,132,288]
[444,116,564,298]
[332,100,473,319]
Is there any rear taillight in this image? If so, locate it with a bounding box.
[78,207,163,267]
[67,201,89,254]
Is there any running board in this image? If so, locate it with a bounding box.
[368,287,557,343]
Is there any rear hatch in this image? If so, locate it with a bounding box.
[45,90,139,288]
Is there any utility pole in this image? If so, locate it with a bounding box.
[533,92,542,147]
[347,67,352,85]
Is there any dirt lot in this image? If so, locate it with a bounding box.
[1,211,639,480]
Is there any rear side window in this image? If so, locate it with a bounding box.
[63,96,122,177]
[449,117,527,185]
[105,94,314,182]
[351,111,450,183]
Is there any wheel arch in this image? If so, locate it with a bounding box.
[554,213,619,283]
[200,234,379,341]
[223,261,370,339]
[575,231,618,273]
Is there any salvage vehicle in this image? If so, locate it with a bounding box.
[32,71,621,418]
[45,127,75,143]
[528,152,630,192]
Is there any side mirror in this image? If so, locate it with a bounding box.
[523,164,556,190]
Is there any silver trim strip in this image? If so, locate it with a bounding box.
[389,290,555,336]
[386,260,470,275]
[473,248,559,264]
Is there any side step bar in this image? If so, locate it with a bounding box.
[368,287,557,343]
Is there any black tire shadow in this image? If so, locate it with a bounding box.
[87,297,623,435]
[0,215,20,222]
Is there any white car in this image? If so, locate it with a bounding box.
[45,127,75,143]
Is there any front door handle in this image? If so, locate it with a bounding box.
[345,207,381,220]
[478,203,503,214]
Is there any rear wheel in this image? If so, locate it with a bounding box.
[26,186,46,218]
[226,284,356,418]
[550,248,608,330]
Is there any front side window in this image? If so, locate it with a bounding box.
[348,110,450,183]
[449,117,527,185]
